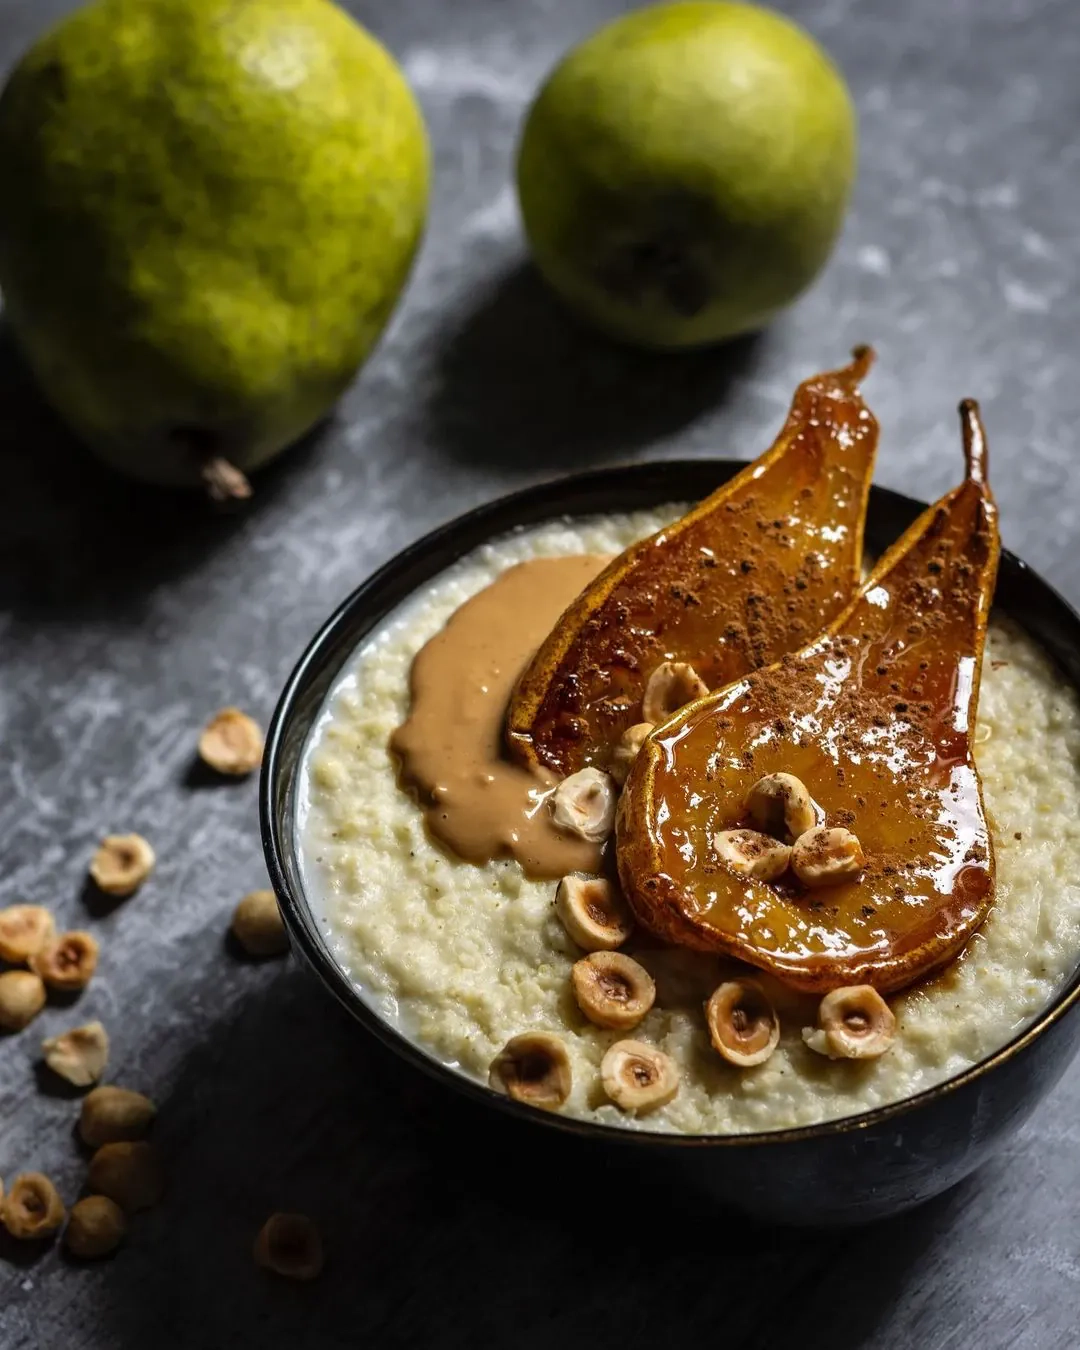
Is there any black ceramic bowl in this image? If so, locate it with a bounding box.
[261,460,1080,1226]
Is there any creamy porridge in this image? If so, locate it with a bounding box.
[298,508,1080,1135]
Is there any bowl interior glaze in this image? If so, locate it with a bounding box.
[261,459,1080,1152]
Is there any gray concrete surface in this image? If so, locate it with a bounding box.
[2,0,1079,1345]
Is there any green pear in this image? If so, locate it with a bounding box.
[517,1,856,350]
[0,0,429,495]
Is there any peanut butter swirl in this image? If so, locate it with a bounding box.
[391,555,611,878]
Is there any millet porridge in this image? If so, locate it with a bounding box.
[298,508,1080,1135]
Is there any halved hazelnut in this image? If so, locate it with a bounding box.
[746,772,817,842]
[65,1195,127,1259]
[600,1039,679,1112]
[88,1142,164,1212]
[641,661,709,725]
[0,970,47,1031]
[254,1212,324,1280]
[89,833,155,897]
[554,875,633,951]
[705,979,780,1067]
[609,722,654,787]
[551,768,617,843]
[42,1021,110,1087]
[1,1173,65,1240]
[198,707,264,776]
[571,951,655,1030]
[30,931,99,991]
[791,826,865,888]
[489,1032,572,1111]
[713,829,791,882]
[804,985,896,1060]
[0,905,55,964]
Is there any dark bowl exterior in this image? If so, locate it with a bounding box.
[261,460,1080,1226]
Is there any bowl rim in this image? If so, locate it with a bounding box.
[261,458,1080,1149]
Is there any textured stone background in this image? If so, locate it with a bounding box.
[2,0,1079,1346]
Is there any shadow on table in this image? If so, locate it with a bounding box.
[424,262,765,474]
[0,321,331,625]
[88,966,986,1350]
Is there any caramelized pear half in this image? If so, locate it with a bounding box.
[507,349,879,776]
[617,402,1000,994]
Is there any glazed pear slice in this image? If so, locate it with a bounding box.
[506,348,879,777]
[616,402,1000,995]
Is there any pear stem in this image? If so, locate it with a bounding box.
[201,457,253,504]
[959,399,989,484]
[835,344,875,389]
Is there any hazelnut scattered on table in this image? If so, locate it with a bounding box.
[88,1141,164,1213]
[89,834,155,897]
[30,931,100,991]
[0,1172,66,1240]
[64,1195,127,1259]
[198,707,264,776]
[231,890,289,957]
[79,1086,157,1149]
[42,1021,110,1087]
[0,970,47,1032]
[254,1212,324,1280]
[0,905,55,964]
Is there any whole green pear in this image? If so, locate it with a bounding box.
[517,1,856,350]
[0,0,430,494]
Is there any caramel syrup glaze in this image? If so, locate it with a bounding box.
[617,404,1001,995]
[507,349,879,779]
[391,555,613,879]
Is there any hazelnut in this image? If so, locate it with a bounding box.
[713,829,791,882]
[600,1040,679,1113]
[1,1173,65,1240]
[609,722,653,788]
[198,707,264,776]
[30,931,99,991]
[89,833,155,897]
[746,772,817,842]
[554,875,633,951]
[551,767,617,844]
[79,1086,157,1148]
[0,970,47,1031]
[641,661,709,725]
[489,1032,572,1111]
[804,985,896,1060]
[42,1021,110,1087]
[254,1212,324,1280]
[231,890,289,957]
[571,951,655,1030]
[791,826,865,888]
[64,1195,127,1259]
[88,1142,164,1212]
[0,905,55,964]
[706,979,780,1067]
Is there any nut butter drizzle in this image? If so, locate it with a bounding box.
[391,556,613,878]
